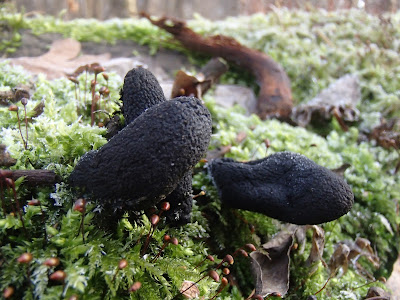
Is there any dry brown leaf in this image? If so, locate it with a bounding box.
[365,286,391,299]
[328,243,350,276]
[369,118,400,151]
[306,225,326,269]
[331,163,351,177]
[292,74,360,127]
[171,70,202,98]
[0,85,31,106]
[179,280,200,299]
[206,145,232,160]
[345,237,380,268]
[235,131,247,143]
[250,225,296,297]
[293,225,307,254]
[70,62,103,77]
[0,145,16,167]
[171,58,228,100]
[9,39,111,79]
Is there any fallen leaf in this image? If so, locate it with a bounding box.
[9,39,111,79]
[171,58,228,99]
[292,74,360,127]
[331,163,351,177]
[235,131,247,143]
[306,225,326,269]
[179,280,200,299]
[250,225,296,297]
[369,118,400,152]
[328,243,350,276]
[345,237,380,268]
[70,62,103,77]
[206,145,232,160]
[0,85,31,106]
[0,144,16,167]
[171,70,202,98]
[365,286,391,299]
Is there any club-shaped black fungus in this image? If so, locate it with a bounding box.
[208,152,354,225]
[120,67,166,124]
[120,67,198,224]
[70,96,212,210]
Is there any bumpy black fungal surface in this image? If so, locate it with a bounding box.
[70,96,212,210]
[164,171,193,226]
[208,152,354,225]
[120,67,166,124]
[120,67,198,223]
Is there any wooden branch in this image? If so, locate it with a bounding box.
[142,13,293,120]
[11,170,61,186]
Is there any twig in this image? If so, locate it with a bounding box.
[142,13,293,120]
[10,170,60,186]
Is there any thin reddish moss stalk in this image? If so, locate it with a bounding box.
[172,274,207,300]
[16,109,27,150]
[28,199,47,241]
[0,179,6,215]
[151,239,169,263]
[193,254,214,270]
[0,171,16,215]
[80,209,85,243]
[141,214,159,256]
[84,67,88,105]
[90,76,97,126]
[22,103,28,149]
[73,198,86,243]
[6,179,27,235]
[314,276,331,296]
[210,277,229,300]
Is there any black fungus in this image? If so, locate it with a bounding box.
[208,152,354,225]
[70,96,212,210]
[163,171,193,226]
[120,67,198,224]
[120,67,166,124]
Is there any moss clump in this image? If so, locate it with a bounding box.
[1,6,399,299]
[194,99,399,298]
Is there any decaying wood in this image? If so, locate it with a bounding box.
[142,13,293,120]
[11,170,61,186]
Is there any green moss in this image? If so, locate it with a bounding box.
[1,5,400,121]
[1,6,399,299]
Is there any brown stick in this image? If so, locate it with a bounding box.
[11,170,60,186]
[142,13,293,120]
